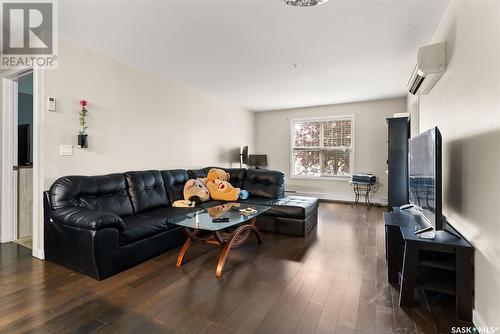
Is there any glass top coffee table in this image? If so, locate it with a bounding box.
[169,202,270,277]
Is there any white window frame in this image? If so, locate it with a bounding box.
[289,115,355,180]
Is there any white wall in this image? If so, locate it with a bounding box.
[40,41,255,188]
[418,0,500,327]
[255,97,407,202]
[407,93,420,137]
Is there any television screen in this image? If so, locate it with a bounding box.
[248,154,267,167]
[408,127,442,230]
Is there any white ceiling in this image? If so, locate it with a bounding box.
[59,0,449,111]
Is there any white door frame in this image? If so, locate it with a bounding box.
[1,66,44,259]
[1,75,19,242]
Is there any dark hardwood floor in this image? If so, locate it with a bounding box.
[0,203,465,333]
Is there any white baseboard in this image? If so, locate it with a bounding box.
[0,237,15,243]
[289,190,388,205]
[32,248,45,260]
[473,309,487,329]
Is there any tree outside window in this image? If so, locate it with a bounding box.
[291,117,353,177]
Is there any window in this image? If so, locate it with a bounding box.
[291,116,354,178]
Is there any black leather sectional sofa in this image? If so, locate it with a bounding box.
[44,167,319,280]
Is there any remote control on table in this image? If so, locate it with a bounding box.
[213,217,230,223]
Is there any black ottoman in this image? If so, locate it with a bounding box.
[253,196,319,237]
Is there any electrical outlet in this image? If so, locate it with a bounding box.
[59,145,73,156]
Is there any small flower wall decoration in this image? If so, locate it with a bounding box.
[79,99,88,135]
[78,99,89,148]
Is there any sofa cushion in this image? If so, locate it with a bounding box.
[140,206,197,221]
[124,170,169,214]
[263,196,319,219]
[50,174,134,217]
[241,196,318,219]
[225,168,246,188]
[120,215,172,245]
[162,169,190,202]
[243,169,285,199]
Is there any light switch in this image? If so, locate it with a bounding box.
[47,97,56,112]
[59,145,73,156]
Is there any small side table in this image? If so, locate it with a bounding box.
[349,181,375,207]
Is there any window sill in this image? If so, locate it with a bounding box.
[290,175,351,181]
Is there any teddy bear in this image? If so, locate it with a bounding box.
[207,179,240,201]
[207,168,230,183]
[183,178,210,204]
[206,168,249,201]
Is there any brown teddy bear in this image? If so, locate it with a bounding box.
[207,168,230,183]
[207,179,240,201]
[206,168,240,201]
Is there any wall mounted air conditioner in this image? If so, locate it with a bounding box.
[408,42,446,95]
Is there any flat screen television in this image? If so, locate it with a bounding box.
[248,154,268,169]
[408,127,443,231]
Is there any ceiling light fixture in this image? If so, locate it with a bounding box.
[283,0,329,7]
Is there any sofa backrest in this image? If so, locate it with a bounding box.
[187,167,212,179]
[48,168,286,216]
[49,174,134,217]
[225,168,246,188]
[124,170,169,214]
[161,169,189,203]
[243,169,285,199]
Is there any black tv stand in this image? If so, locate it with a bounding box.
[398,205,435,235]
[384,207,474,322]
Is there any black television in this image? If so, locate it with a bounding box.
[248,154,268,169]
[408,127,443,232]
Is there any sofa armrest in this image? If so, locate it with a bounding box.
[44,220,121,280]
[51,207,125,231]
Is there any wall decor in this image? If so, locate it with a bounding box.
[78,99,88,148]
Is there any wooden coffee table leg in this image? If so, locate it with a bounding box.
[215,224,262,277]
[176,229,199,267]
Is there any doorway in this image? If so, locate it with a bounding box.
[1,67,37,252]
[15,74,34,248]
